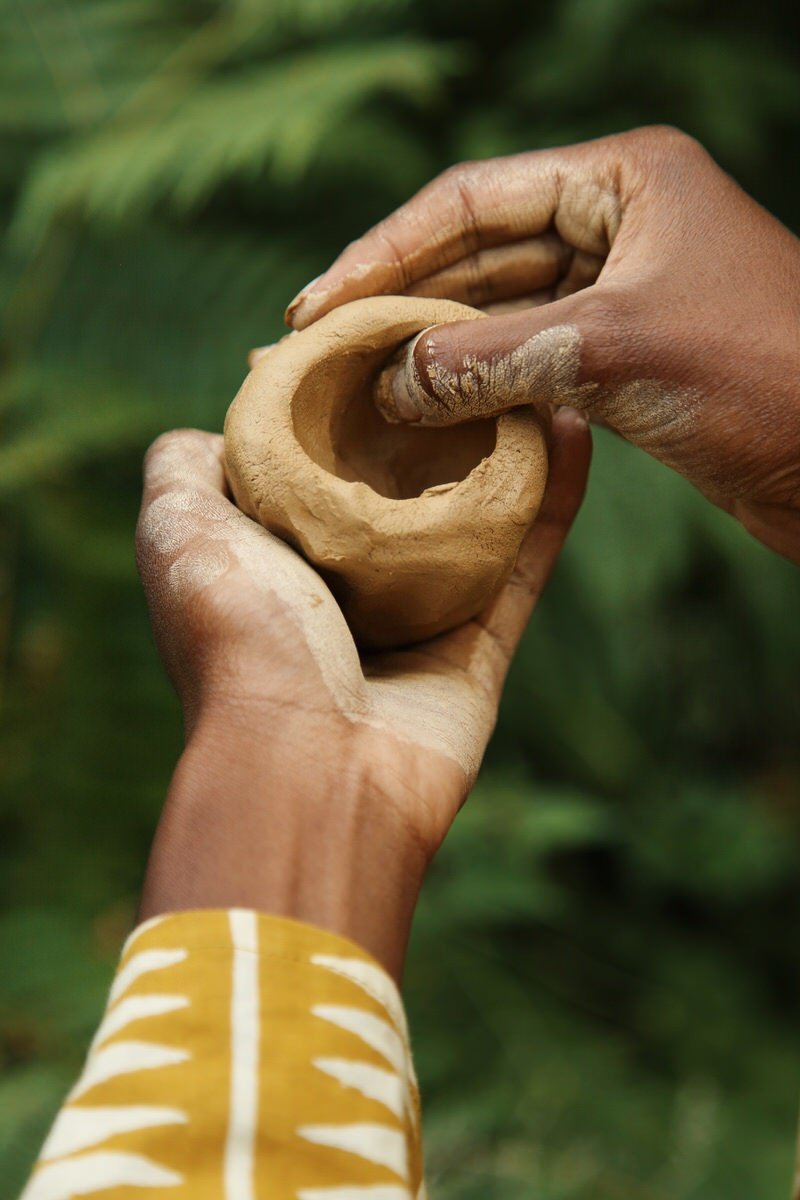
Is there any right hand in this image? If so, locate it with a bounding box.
[286,126,800,563]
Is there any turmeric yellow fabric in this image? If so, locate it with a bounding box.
[22,910,424,1200]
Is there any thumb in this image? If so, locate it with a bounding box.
[375,289,617,425]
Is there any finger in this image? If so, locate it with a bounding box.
[373,287,603,424]
[138,430,364,660]
[485,406,592,654]
[405,234,571,306]
[554,249,605,298]
[286,158,556,328]
[136,430,237,572]
[476,248,602,317]
[141,429,227,502]
[286,143,624,329]
[436,407,592,696]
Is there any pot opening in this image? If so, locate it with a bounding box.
[291,349,497,500]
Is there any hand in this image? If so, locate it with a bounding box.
[286,126,800,564]
[134,413,590,978]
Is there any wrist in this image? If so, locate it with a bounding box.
[138,705,428,980]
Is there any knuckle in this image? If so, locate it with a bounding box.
[437,159,479,188]
[434,160,481,212]
[629,124,709,166]
[630,123,687,145]
[373,225,409,282]
[641,122,691,142]
[436,161,484,252]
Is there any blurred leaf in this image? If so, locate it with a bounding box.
[12,40,463,245]
[2,2,800,1197]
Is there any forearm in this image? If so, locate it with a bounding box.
[138,707,428,981]
[23,718,430,1197]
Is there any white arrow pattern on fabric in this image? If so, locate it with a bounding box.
[297,1124,408,1180]
[21,1151,182,1200]
[21,936,190,1199]
[312,1058,405,1120]
[39,1105,186,1161]
[297,954,419,1199]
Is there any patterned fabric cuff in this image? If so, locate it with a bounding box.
[22,910,424,1200]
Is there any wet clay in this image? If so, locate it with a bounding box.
[223,296,548,649]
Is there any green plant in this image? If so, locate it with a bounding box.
[2,2,799,1195]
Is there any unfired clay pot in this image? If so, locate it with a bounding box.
[224,296,548,650]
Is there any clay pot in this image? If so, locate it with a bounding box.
[224,296,547,650]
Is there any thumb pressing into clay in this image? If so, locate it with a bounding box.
[375,289,629,426]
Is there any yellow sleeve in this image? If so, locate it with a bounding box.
[22,910,425,1200]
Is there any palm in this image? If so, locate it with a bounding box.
[137,421,590,852]
[200,535,499,833]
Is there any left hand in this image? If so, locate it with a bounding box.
[134,411,590,978]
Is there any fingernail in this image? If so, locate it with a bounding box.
[373,363,419,423]
[285,274,323,325]
[374,332,428,423]
[390,362,423,421]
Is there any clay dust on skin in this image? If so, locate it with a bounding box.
[145,432,227,493]
[286,264,375,326]
[365,629,506,786]
[596,378,704,471]
[139,486,370,720]
[139,468,500,782]
[168,546,231,599]
[388,324,592,424]
[387,322,705,491]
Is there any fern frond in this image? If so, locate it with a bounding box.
[12,40,461,246]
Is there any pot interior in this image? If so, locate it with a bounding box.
[291,347,497,500]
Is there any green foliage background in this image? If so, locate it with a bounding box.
[2,1,800,1195]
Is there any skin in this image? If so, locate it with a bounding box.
[285,126,800,564]
[136,410,591,981]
